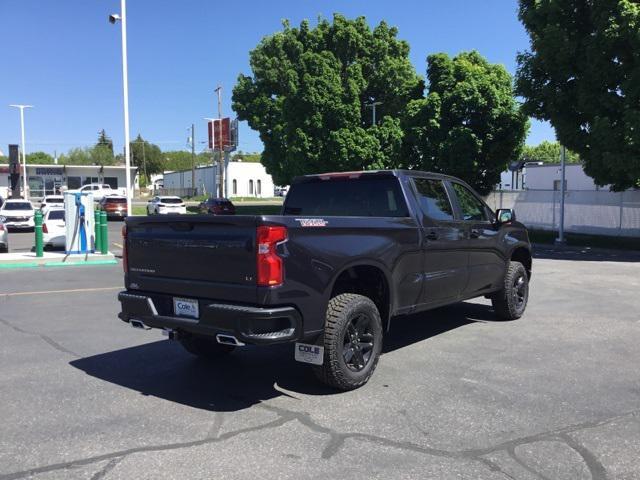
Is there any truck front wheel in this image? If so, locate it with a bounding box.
[314,293,383,391]
[179,334,235,360]
[491,261,529,320]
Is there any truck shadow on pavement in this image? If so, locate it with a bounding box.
[70,302,502,411]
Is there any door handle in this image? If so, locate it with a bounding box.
[470,229,480,239]
[425,230,438,241]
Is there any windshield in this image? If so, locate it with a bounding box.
[44,197,64,204]
[47,210,65,221]
[283,176,409,217]
[2,202,33,211]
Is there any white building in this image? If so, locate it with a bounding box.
[163,161,275,198]
[498,163,608,191]
[0,163,138,199]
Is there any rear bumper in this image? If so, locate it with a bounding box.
[118,291,302,345]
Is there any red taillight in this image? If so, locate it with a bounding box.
[0,224,4,231]
[256,225,287,286]
[121,225,128,272]
[42,223,49,233]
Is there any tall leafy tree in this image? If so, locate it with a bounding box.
[26,151,54,164]
[516,0,640,190]
[404,51,528,195]
[130,135,164,181]
[232,14,423,185]
[96,129,114,154]
[521,141,580,164]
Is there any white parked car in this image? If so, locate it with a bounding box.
[67,184,116,201]
[40,195,65,212]
[0,199,35,230]
[42,208,66,249]
[0,219,8,253]
[147,196,187,215]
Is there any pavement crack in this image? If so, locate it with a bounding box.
[0,316,80,358]
[89,456,124,480]
[559,432,608,480]
[0,415,294,480]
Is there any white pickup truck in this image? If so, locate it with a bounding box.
[66,183,123,201]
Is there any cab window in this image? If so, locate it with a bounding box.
[451,182,490,222]
[412,178,454,221]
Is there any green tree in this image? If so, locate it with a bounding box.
[96,129,114,154]
[60,148,93,165]
[232,14,423,185]
[520,141,580,164]
[130,135,164,183]
[231,151,262,163]
[163,151,194,171]
[404,51,529,195]
[90,145,116,166]
[26,151,54,164]
[516,0,640,190]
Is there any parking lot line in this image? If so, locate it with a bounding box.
[112,242,123,248]
[1,286,122,297]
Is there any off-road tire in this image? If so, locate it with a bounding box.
[491,261,529,320]
[313,293,383,391]
[179,334,235,360]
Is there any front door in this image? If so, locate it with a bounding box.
[410,177,468,307]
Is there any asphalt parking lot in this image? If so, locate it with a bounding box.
[0,249,639,479]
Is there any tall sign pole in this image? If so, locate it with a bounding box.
[214,85,224,198]
[9,104,33,198]
[191,124,196,195]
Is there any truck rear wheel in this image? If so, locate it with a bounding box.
[491,261,529,320]
[179,334,235,360]
[314,293,383,391]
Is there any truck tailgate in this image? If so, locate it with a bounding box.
[125,215,258,303]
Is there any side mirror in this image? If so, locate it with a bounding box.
[496,208,515,225]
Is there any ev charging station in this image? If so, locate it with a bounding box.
[64,192,95,254]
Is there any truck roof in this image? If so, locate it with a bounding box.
[291,169,461,184]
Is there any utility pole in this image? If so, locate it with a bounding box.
[191,124,196,196]
[365,101,382,126]
[141,140,147,186]
[214,85,224,198]
[555,145,567,245]
[109,0,132,215]
[9,104,33,198]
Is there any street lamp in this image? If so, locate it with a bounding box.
[9,104,33,198]
[109,1,132,216]
[365,101,382,126]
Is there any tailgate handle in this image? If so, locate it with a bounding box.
[168,222,194,232]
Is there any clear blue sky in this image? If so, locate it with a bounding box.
[0,0,555,158]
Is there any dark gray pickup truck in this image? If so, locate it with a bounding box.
[118,170,531,390]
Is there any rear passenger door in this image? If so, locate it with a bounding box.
[448,181,504,295]
[410,177,468,307]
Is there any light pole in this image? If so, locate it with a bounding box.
[555,145,567,245]
[365,101,382,126]
[109,1,132,216]
[9,104,33,198]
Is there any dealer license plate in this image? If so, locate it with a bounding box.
[173,297,199,318]
[294,343,324,365]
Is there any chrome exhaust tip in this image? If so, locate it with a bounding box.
[216,334,245,346]
[130,319,151,330]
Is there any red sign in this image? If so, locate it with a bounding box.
[208,118,231,149]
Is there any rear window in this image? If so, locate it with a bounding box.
[160,198,183,204]
[3,202,32,211]
[48,210,65,221]
[44,197,64,204]
[283,176,409,217]
[105,197,127,204]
